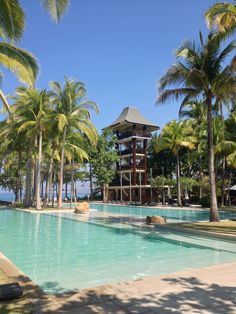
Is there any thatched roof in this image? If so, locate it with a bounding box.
[104,106,159,132]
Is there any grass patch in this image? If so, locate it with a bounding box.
[172,221,236,235]
[219,206,236,212]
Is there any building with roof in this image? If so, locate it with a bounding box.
[104,106,159,204]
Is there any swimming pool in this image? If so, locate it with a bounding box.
[89,203,232,222]
[0,209,235,294]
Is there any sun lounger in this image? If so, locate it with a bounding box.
[0,283,23,301]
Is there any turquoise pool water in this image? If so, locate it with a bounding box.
[0,209,235,294]
[89,203,232,222]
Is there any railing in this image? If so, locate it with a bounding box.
[117,132,151,140]
[120,148,144,155]
[117,164,145,171]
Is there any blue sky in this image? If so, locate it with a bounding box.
[2,0,216,131]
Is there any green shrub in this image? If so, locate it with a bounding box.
[200,196,210,208]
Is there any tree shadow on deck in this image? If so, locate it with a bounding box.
[1,274,235,313]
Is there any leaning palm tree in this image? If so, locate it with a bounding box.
[13,87,51,209]
[50,78,99,208]
[0,0,70,114]
[1,0,70,40]
[152,120,195,206]
[205,1,236,35]
[157,32,236,221]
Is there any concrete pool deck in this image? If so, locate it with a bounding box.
[0,253,235,313]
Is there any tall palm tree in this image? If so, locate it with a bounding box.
[13,87,51,209]
[0,118,27,201]
[205,1,236,35]
[50,78,99,208]
[152,120,195,206]
[157,32,236,221]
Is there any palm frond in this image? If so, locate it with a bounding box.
[17,120,36,133]
[78,100,100,114]
[0,42,38,86]
[157,88,198,104]
[205,3,236,32]
[0,0,25,41]
[40,0,70,23]
[55,113,67,132]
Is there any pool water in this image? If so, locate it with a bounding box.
[0,209,235,294]
[89,203,232,222]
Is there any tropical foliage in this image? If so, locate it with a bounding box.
[156,31,236,221]
[205,1,236,35]
[0,77,98,209]
[0,0,70,112]
[89,130,119,203]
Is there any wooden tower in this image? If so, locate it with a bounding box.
[104,106,159,204]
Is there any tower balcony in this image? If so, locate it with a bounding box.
[117,131,151,144]
[117,164,145,171]
[119,147,144,156]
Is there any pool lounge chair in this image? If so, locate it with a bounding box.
[0,283,23,301]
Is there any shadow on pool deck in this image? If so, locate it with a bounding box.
[1,264,236,314]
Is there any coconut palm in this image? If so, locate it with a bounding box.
[50,78,99,208]
[1,0,70,40]
[0,0,70,113]
[152,120,195,206]
[13,87,51,209]
[157,32,236,221]
[0,43,39,114]
[205,1,236,35]
[0,118,27,201]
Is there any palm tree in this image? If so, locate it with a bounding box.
[50,78,99,208]
[152,120,195,206]
[0,118,27,201]
[1,0,69,39]
[157,32,236,221]
[13,87,51,209]
[0,0,70,113]
[205,1,236,35]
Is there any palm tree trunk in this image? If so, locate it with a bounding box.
[103,185,107,203]
[33,136,38,203]
[0,89,12,116]
[176,148,182,206]
[52,170,56,208]
[58,126,67,208]
[199,170,203,200]
[70,159,74,208]
[24,141,33,208]
[65,182,68,199]
[220,103,225,208]
[43,178,48,207]
[36,130,42,210]
[227,171,232,206]
[72,159,77,202]
[48,155,54,203]
[17,148,22,202]
[221,156,226,207]
[207,96,220,222]
[89,163,93,200]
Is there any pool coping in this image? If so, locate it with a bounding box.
[89,201,208,211]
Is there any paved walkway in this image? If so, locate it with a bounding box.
[1,260,236,313]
